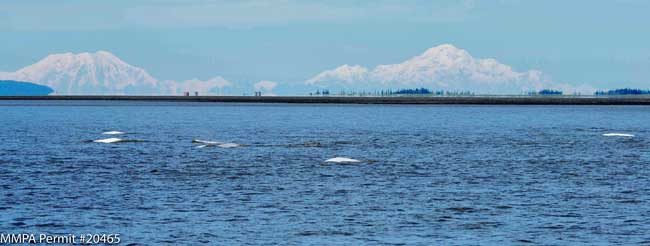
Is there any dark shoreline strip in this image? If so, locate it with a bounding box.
[2,95,650,105]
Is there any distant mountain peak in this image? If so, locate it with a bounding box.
[306,43,570,94]
[423,43,461,53]
[37,50,131,69]
[0,51,237,95]
[3,51,158,95]
[306,64,368,85]
[419,44,472,62]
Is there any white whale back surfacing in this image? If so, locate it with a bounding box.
[193,139,222,145]
[217,143,241,148]
[193,139,241,148]
[94,138,123,143]
[102,131,125,135]
[325,157,361,163]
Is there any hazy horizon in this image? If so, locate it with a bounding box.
[1,0,649,95]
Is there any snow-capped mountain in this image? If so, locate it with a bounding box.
[162,77,233,96]
[371,44,539,85]
[306,64,368,85]
[0,51,238,95]
[0,51,161,95]
[306,44,585,94]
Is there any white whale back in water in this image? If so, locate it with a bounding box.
[193,139,241,148]
[193,139,222,145]
[217,143,241,148]
[603,133,634,137]
[94,138,123,143]
[102,131,125,135]
[325,157,361,163]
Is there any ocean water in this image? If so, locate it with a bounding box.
[1,100,650,245]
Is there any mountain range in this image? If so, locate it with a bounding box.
[307,44,592,94]
[0,45,592,95]
[0,51,232,95]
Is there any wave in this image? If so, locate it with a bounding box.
[602,133,634,137]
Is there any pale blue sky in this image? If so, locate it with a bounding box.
[1,0,649,93]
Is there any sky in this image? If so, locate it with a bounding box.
[1,0,649,94]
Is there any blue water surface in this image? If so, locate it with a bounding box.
[1,101,649,245]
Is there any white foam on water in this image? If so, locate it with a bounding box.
[325,157,361,163]
[93,138,123,143]
[603,133,634,137]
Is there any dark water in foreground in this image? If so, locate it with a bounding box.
[1,101,650,245]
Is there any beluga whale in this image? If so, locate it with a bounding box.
[93,137,123,143]
[324,157,361,164]
[102,131,125,135]
[192,139,242,148]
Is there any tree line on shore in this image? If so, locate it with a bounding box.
[308,88,650,96]
[309,88,474,96]
[594,88,650,95]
